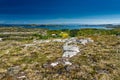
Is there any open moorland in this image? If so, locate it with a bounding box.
[0,27,120,80]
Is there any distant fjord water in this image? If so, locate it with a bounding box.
[35,25,108,30]
[0,24,111,30]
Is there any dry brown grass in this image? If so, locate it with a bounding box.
[0,29,120,80]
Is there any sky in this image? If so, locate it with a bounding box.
[0,0,120,24]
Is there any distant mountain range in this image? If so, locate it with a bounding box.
[0,24,114,26]
[0,24,119,28]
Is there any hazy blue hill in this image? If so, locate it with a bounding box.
[0,24,112,30]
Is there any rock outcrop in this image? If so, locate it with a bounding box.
[50,37,94,67]
[0,38,3,41]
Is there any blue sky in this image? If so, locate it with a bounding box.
[0,0,120,24]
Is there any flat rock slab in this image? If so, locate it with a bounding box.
[62,51,79,58]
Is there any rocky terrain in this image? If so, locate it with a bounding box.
[0,27,120,80]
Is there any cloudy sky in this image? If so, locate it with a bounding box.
[0,0,120,24]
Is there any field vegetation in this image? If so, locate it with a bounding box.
[0,27,119,80]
